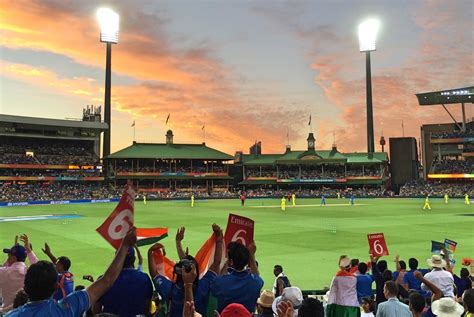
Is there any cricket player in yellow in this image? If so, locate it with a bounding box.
[465,193,470,205]
[143,194,147,205]
[291,193,296,206]
[281,197,286,211]
[191,194,195,207]
[337,192,341,199]
[444,194,449,204]
[423,196,431,210]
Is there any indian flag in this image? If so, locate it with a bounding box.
[326,271,360,317]
[136,228,168,247]
[194,232,226,279]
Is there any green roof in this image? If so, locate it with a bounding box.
[241,149,388,166]
[108,142,233,160]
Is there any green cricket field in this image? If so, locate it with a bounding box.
[0,197,472,290]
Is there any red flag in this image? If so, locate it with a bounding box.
[367,233,389,256]
[96,185,136,249]
[152,247,175,281]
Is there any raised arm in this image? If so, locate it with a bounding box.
[42,242,58,264]
[248,241,259,276]
[209,224,223,274]
[87,227,137,306]
[441,247,452,272]
[20,234,38,264]
[414,271,443,301]
[394,254,401,272]
[134,244,143,271]
[176,227,188,260]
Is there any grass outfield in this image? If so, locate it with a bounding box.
[0,197,473,290]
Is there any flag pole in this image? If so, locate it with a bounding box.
[134,124,136,142]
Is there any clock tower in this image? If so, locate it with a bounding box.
[307,133,316,151]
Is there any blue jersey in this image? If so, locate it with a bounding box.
[321,196,326,205]
[6,290,89,317]
[99,268,153,317]
[53,271,74,301]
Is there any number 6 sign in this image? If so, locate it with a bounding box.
[367,233,389,256]
[97,185,136,249]
[224,214,254,246]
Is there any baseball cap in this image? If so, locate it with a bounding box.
[3,245,27,261]
[220,303,252,317]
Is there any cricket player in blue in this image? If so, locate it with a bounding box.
[350,194,355,205]
[320,195,326,206]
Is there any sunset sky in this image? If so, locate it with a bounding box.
[0,0,472,155]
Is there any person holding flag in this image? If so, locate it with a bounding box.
[423,196,431,210]
[281,197,286,211]
[444,193,449,204]
[191,194,195,207]
[292,193,296,206]
[465,193,470,205]
[148,224,223,317]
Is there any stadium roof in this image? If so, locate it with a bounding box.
[108,142,234,160]
[416,86,474,106]
[0,114,108,130]
[240,149,388,165]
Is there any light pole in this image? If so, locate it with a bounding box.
[97,8,119,161]
[358,19,379,156]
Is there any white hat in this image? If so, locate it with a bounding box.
[427,254,447,268]
[431,298,464,317]
[272,287,303,316]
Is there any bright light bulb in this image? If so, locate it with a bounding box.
[97,8,119,43]
[358,19,380,52]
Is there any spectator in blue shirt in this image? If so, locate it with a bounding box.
[211,241,264,313]
[94,246,153,317]
[356,262,374,303]
[6,227,137,317]
[402,258,429,296]
[41,243,74,301]
[149,224,224,317]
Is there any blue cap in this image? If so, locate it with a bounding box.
[3,245,27,261]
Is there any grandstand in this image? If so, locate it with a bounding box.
[235,132,389,193]
[106,129,234,197]
[0,107,110,202]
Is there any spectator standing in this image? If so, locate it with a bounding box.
[375,281,411,317]
[463,289,474,317]
[0,235,38,312]
[41,243,74,301]
[256,290,275,317]
[5,227,137,316]
[356,262,374,304]
[361,297,375,317]
[403,257,428,295]
[408,292,425,317]
[326,255,360,317]
[431,297,464,317]
[211,241,264,313]
[453,267,472,299]
[422,255,455,298]
[94,246,153,316]
[273,265,291,297]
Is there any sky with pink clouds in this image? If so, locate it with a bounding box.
[0,0,472,155]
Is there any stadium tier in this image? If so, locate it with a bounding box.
[106,129,234,195]
[235,133,389,190]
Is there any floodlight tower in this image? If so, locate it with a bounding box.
[97,8,119,160]
[358,19,380,156]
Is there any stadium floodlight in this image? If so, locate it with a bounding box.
[358,19,380,52]
[97,8,119,44]
[97,7,119,168]
[358,18,380,156]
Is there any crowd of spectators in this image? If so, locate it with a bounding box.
[245,167,383,180]
[0,169,102,178]
[431,159,473,174]
[400,181,473,197]
[1,226,472,317]
[115,164,227,174]
[0,183,121,202]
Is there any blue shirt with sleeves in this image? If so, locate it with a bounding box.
[210,268,264,313]
[53,271,74,301]
[5,290,89,317]
[356,273,374,303]
[154,270,217,317]
[99,268,153,317]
